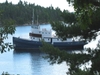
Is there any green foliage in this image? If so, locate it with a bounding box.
[0,12,15,53]
[1,72,20,75]
[1,72,11,75]
[41,42,100,75]
[0,1,62,25]
[71,69,92,75]
[41,41,92,74]
[67,0,100,29]
[41,0,100,75]
[51,21,83,40]
[51,2,100,41]
[62,10,76,24]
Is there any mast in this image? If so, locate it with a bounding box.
[31,9,39,27]
[37,15,39,25]
[32,9,34,27]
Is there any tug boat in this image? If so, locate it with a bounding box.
[13,24,86,51]
[13,10,86,52]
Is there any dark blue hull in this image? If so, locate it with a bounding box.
[13,37,86,52]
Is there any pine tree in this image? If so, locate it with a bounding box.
[41,0,100,75]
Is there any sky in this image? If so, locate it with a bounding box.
[0,0,74,12]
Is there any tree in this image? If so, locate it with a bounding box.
[0,11,15,53]
[0,1,63,25]
[41,0,100,75]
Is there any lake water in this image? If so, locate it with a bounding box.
[0,24,69,75]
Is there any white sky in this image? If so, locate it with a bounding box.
[0,0,74,12]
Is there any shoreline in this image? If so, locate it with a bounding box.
[15,22,50,26]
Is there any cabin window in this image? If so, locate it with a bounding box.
[33,26,38,29]
[33,37,35,39]
[35,27,38,29]
[39,31,41,33]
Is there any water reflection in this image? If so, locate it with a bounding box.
[13,51,68,75]
[13,52,32,75]
[30,53,44,75]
